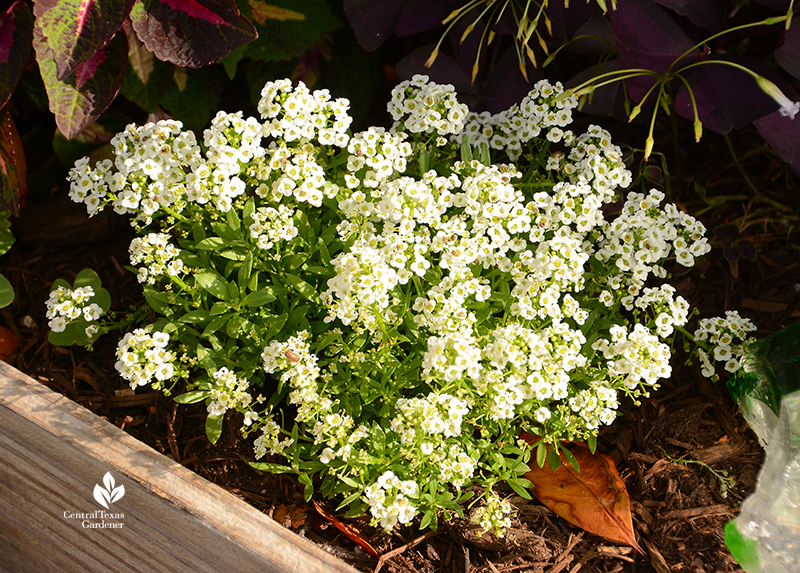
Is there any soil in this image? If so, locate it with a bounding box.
[2,122,799,573]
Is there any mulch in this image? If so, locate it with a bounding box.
[2,125,798,572]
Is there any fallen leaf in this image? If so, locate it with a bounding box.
[312,499,379,558]
[0,325,18,360]
[522,437,644,555]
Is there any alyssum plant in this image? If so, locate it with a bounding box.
[54,75,755,535]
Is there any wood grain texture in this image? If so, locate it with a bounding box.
[0,362,357,573]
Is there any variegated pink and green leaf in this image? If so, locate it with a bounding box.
[0,1,34,110]
[33,23,127,139]
[32,0,135,81]
[129,0,257,68]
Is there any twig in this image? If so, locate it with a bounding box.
[373,530,437,573]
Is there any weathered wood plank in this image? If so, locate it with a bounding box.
[0,362,357,573]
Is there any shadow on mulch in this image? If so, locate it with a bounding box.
[2,130,798,572]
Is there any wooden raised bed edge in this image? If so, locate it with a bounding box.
[0,361,357,573]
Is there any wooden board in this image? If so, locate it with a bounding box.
[0,361,357,573]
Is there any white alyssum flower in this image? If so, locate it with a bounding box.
[129,232,184,284]
[45,285,104,333]
[115,329,177,390]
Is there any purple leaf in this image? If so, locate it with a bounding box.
[562,13,616,56]
[674,56,780,134]
[129,0,257,68]
[713,224,739,242]
[343,0,406,51]
[0,2,33,110]
[609,0,700,101]
[33,23,127,139]
[545,0,599,44]
[566,59,631,121]
[32,0,135,81]
[395,0,458,38]
[775,21,800,81]
[652,0,726,33]
[755,102,800,174]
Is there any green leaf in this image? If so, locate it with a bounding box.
[479,142,491,165]
[507,477,533,500]
[195,271,231,301]
[298,472,314,502]
[587,434,597,455]
[179,310,210,324]
[33,0,135,80]
[144,287,172,314]
[196,345,216,371]
[205,412,224,445]
[263,312,288,340]
[159,66,224,131]
[202,314,230,337]
[284,273,320,304]
[236,0,340,62]
[241,290,276,307]
[249,462,296,474]
[547,443,562,471]
[119,32,174,112]
[0,274,14,308]
[173,390,209,404]
[0,210,15,257]
[460,136,472,162]
[32,23,128,138]
[560,443,581,473]
[195,237,226,250]
[536,440,547,468]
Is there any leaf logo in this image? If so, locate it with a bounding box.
[93,472,125,509]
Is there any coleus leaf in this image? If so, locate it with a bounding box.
[0,108,26,215]
[775,21,800,81]
[32,0,135,81]
[129,0,257,69]
[673,56,780,135]
[522,438,645,554]
[0,1,34,110]
[33,22,128,139]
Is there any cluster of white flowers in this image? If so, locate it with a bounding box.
[364,470,419,530]
[45,285,104,336]
[253,418,294,458]
[115,330,177,389]
[68,120,201,224]
[592,324,672,389]
[207,367,252,417]
[388,75,469,136]
[129,232,184,284]
[547,125,631,192]
[248,205,298,249]
[391,392,469,444]
[258,79,351,146]
[596,189,711,299]
[471,493,514,538]
[344,127,412,189]
[63,74,760,534]
[694,311,757,377]
[458,79,579,159]
[262,331,323,422]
